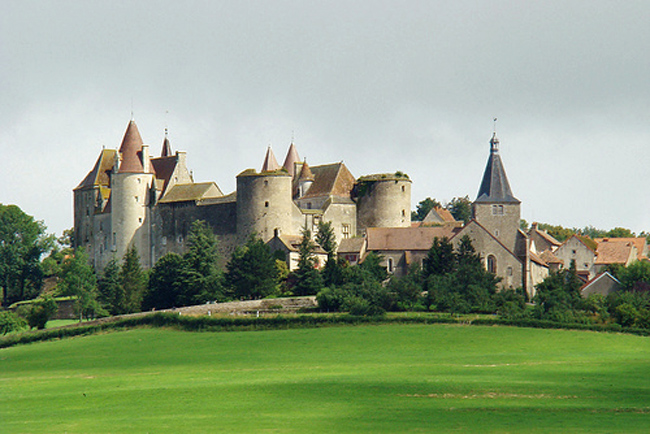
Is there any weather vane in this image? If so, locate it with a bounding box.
[493,117,498,133]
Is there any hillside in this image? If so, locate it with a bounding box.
[2,324,650,433]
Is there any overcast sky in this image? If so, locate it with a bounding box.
[2,1,650,237]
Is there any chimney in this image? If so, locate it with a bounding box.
[141,144,150,173]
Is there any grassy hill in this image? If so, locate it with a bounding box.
[2,323,650,433]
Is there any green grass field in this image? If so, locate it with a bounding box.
[2,323,650,433]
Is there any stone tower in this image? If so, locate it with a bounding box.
[355,173,412,233]
[110,120,155,267]
[236,147,295,242]
[472,132,521,253]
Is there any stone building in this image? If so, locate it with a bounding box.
[74,119,411,271]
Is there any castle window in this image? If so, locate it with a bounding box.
[138,178,141,184]
[487,255,497,274]
[162,236,167,246]
[402,209,406,217]
[138,217,142,223]
[135,196,139,203]
[495,229,500,237]
[265,201,269,208]
[402,185,405,192]
[342,224,350,239]
[178,235,183,244]
[264,180,268,187]
[387,257,394,274]
[306,202,312,209]
[507,266,513,276]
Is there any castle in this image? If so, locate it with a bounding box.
[74,119,412,271]
[75,119,550,297]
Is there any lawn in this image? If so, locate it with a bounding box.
[1,323,649,433]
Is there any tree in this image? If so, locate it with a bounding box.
[225,235,277,300]
[422,237,456,279]
[23,295,58,330]
[533,260,583,322]
[143,253,184,310]
[98,258,124,315]
[317,220,343,287]
[178,220,223,305]
[58,248,103,320]
[291,226,323,296]
[0,310,27,335]
[0,204,53,307]
[119,246,147,314]
[447,196,472,224]
[411,197,441,221]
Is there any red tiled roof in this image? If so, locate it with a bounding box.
[261,146,280,172]
[150,156,177,195]
[595,239,636,265]
[282,143,300,177]
[539,249,563,265]
[118,120,145,173]
[595,237,648,261]
[300,163,355,199]
[367,226,460,251]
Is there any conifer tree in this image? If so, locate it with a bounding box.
[178,220,223,305]
[292,226,323,296]
[98,257,123,315]
[225,235,277,300]
[119,246,147,313]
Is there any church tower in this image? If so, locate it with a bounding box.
[472,132,521,253]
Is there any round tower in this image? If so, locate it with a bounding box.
[236,169,294,242]
[354,173,412,232]
[110,120,155,267]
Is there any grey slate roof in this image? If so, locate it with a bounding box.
[475,133,520,204]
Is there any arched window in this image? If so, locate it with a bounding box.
[487,255,497,274]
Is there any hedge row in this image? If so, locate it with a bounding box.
[1,312,648,349]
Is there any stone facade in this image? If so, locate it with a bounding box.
[74,119,411,271]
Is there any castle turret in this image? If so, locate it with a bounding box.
[472,132,521,253]
[297,159,314,197]
[110,120,155,267]
[261,146,280,172]
[282,143,300,178]
[236,168,294,242]
[355,173,412,233]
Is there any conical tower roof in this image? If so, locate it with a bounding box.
[282,143,300,177]
[475,133,520,204]
[161,130,172,157]
[261,146,280,172]
[118,120,144,173]
[298,159,314,181]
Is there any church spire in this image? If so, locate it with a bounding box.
[475,132,519,204]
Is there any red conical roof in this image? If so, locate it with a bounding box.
[261,146,280,172]
[299,159,314,181]
[118,120,144,173]
[282,143,300,177]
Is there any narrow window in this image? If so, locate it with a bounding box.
[162,236,167,246]
[387,257,394,274]
[507,266,513,276]
[342,224,350,239]
[265,201,269,208]
[135,196,139,203]
[487,255,497,274]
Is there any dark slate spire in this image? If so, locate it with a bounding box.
[475,133,520,203]
[161,128,172,157]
